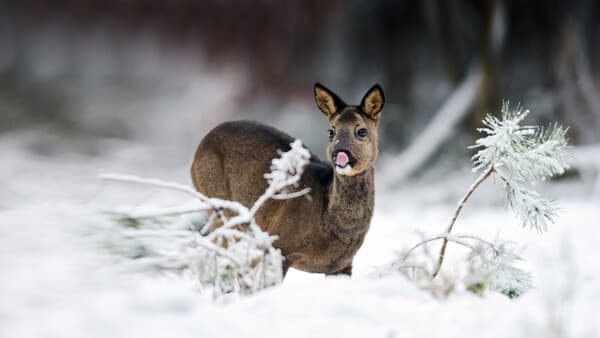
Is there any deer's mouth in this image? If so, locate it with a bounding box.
[332,150,356,174]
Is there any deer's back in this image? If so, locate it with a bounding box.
[192,121,289,203]
[191,121,331,237]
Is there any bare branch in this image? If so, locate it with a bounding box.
[103,204,208,220]
[100,173,250,219]
[271,187,312,200]
[454,234,498,253]
[431,165,495,278]
[396,234,482,271]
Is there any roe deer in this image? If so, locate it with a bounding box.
[191,83,384,276]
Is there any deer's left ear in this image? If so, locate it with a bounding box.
[360,84,385,119]
[314,83,345,118]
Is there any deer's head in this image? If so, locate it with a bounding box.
[314,83,385,177]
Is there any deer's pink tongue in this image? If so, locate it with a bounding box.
[335,152,350,167]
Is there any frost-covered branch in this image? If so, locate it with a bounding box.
[102,204,208,220]
[386,234,532,299]
[100,173,250,225]
[99,139,311,297]
[393,233,496,270]
[249,140,311,216]
[471,102,569,231]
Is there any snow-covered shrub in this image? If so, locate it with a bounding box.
[100,140,311,297]
[463,239,533,298]
[385,103,569,298]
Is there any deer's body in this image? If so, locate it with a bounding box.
[191,84,384,276]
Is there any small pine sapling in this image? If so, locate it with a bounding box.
[388,103,569,298]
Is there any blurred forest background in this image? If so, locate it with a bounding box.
[2,3,600,336]
[1,0,599,181]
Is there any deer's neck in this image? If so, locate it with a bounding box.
[326,168,374,229]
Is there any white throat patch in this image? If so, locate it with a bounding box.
[335,165,352,175]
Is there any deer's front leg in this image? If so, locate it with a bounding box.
[282,258,292,278]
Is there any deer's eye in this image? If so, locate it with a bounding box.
[328,129,335,140]
[357,128,368,138]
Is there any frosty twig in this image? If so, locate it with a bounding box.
[100,139,311,296]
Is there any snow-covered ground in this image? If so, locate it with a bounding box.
[1,130,599,338]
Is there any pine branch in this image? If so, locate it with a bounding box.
[470,102,570,231]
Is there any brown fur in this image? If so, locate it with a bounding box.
[191,83,384,276]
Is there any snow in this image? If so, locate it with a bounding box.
[1,132,599,338]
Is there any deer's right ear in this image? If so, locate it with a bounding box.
[314,83,345,118]
[360,84,385,120]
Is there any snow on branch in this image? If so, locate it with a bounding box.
[471,102,570,231]
[384,103,569,298]
[250,139,311,216]
[468,240,533,298]
[99,139,310,297]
